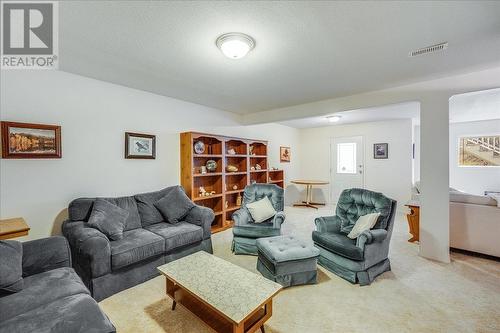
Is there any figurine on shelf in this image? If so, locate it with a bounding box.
[199,186,206,196]
[250,166,255,171]
[226,165,238,172]
[232,185,238,190]
[225,201,229,209]
[227,148,236,155]
[249,145,254,155]
[200,166,207,174]
[236,194,242,206]
[255,164,262,170]
[210,191,216,195]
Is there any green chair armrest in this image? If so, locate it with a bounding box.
[356,229,388,248]
[314,215,342,233]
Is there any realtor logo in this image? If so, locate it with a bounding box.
[1,1,58,69]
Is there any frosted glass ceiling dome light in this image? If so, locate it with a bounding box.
[216,33,255,59]
[327,115,341,123]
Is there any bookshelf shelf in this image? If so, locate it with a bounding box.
[181,132,284,234]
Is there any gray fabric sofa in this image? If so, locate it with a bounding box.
[0,236,115,333]
[62,186,214,301]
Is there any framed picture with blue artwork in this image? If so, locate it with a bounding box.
[125,132,156,159]
[373,143,388,159]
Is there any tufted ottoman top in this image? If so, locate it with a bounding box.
[256,236,320,263]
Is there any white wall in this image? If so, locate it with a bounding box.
[0,71,300,240]
[298,119,413,209]
[414,119,500,195]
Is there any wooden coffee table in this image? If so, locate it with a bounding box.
[157,251,282,333]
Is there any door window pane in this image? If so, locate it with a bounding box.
[337,143,356,174]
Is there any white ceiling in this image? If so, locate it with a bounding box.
[60,1,500,114]
[450,88,500,123]
[279,102,420,128]
[280,88,500,129]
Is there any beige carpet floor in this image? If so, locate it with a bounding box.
[99,207,500,333]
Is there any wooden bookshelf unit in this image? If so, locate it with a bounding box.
[180,132,284,234]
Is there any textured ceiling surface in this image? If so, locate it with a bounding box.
[280,88,500,128]
[60,1,500,114]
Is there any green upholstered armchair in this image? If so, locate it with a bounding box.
[312,188,397,285]
[231,184,285,255]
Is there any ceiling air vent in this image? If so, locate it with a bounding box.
[409,42,448,57]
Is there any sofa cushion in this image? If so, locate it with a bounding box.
[88,199,128,240]
[0,294,115,333]
[312,231,364,261]
[0,240,23,294]
[135,186,181,226]
[246,196,277,223]
[336,188,392,234]
[450,192,497,206]
[145,222,203,252]
[0,267,89,322]
[110,229,164,270]
[69,196,142,231]
[347,212,380,239]
[154,187,195,224]
[232,222,281,239]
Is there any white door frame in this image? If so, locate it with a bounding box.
[329,135,365,204]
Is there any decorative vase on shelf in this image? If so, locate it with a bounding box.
[236,194,242,206]
[206,160,217,172]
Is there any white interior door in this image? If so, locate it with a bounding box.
[331,136,364,203]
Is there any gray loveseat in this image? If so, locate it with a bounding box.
[0,236,115,333]
[62,186,214,301]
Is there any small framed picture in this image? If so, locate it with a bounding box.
[374,143,388,159]
[125,132,156,159]
[1,121,62,159]
[280,146,291,162]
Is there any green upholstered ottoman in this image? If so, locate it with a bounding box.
[256,235,320,287]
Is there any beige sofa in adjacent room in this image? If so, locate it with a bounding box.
[412,182,500,257]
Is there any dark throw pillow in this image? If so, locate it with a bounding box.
[154,187,195,224]
[88,198,129,240]
[0,240,23,294]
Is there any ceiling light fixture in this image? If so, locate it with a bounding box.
[216,33,255,59]
[327,115,341,123]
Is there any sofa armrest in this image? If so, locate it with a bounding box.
[184,205,214,239]
[232,207,253,226]
[356,229,388,248]
[314,215,342,233]
[62,220,111,278]
[272,211,286,229]
[22,236,71,277]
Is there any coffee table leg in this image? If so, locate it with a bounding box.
[171,300,177,310]
[261,326,265,333]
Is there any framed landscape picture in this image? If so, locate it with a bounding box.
[1,121,62,159]
[125,132,156,159]
[280,146,291,162]
[373,143,388,159]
